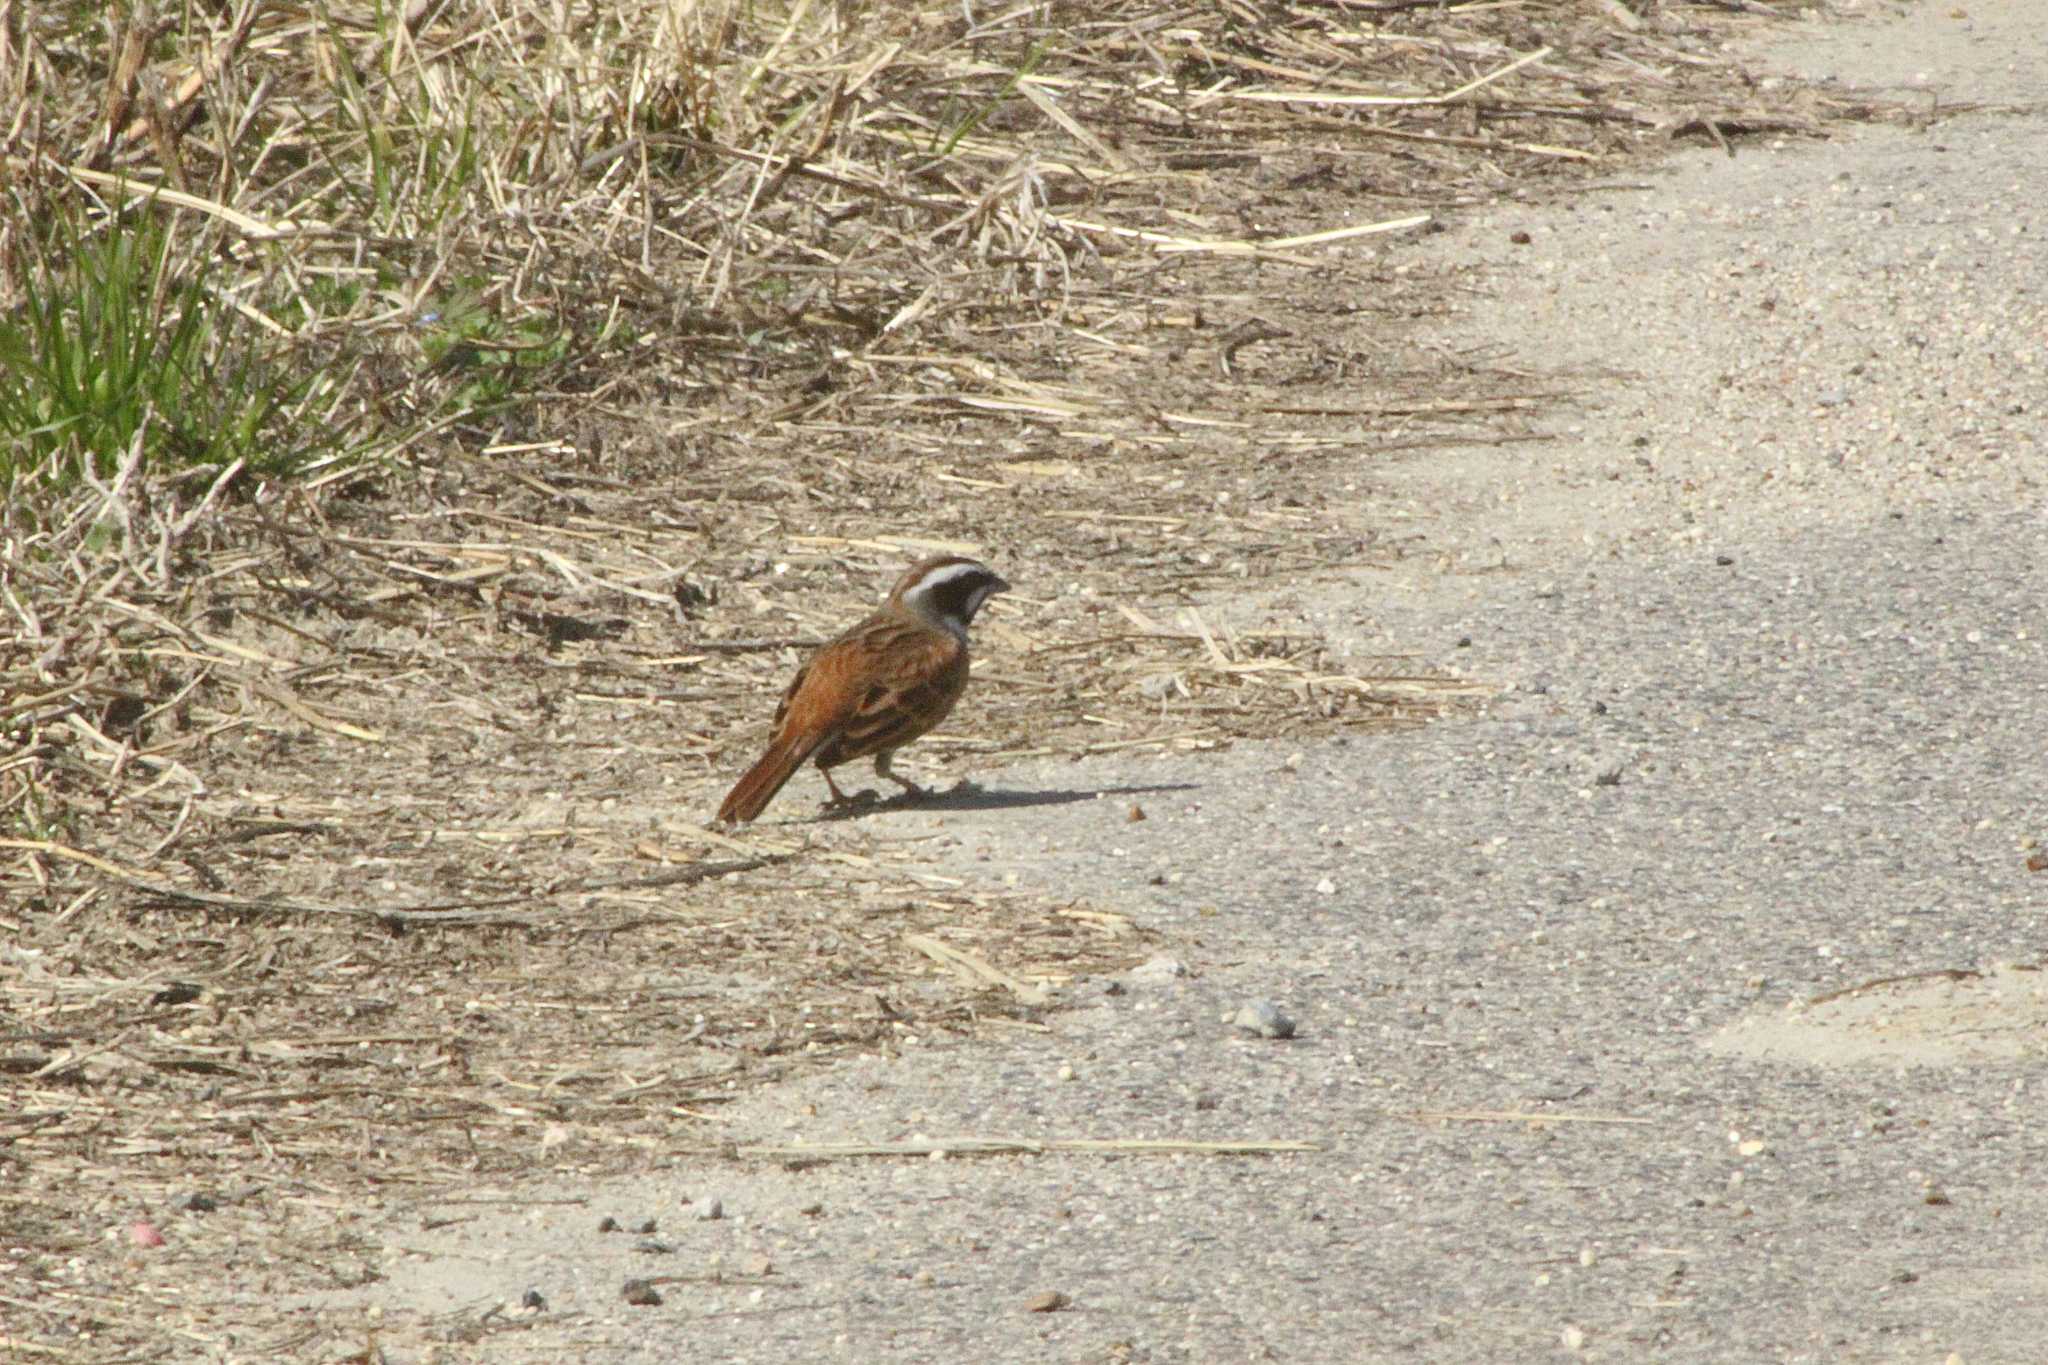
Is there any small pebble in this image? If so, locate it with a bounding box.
[695,1198,725,1221]
[621,1278,663,1307]
[521,1289,547,1312]
[1230,1000,1297,1039]
[1129,955,1189,983]
[1025,1290,1070,1313]
[129,1221,166,1248]
[598,1216,621,1233]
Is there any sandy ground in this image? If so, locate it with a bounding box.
[323,4,2047,1360]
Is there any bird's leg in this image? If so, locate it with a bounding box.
[873,750,928,799]
[820,765,859,808]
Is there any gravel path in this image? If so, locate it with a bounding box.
[346,6,2047,1360]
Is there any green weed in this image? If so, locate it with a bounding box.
[0,205,344,493]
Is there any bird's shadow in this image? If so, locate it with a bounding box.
[801,779,1197,822]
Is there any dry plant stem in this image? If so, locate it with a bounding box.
[730,1137,1327,1160]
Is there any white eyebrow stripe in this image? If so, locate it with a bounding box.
[907,561,987,593]
[900,561,987,610]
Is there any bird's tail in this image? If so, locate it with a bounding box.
[716,733,820,824]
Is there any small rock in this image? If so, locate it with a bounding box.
[1136,672,1185,701]
[637,1218,658,1234]
[1561,1323,1586,1352]
[598,1215,621,1233]
[129,1221,165,1249]
[635,1239,675,1255]
[1025,1290,1070,1313]
[1126,803,1146,823]
[672,577,714,617]
[174,1192,218,1214]
[1314,878,1336,895]
[695,1198,724,1221]
[521,1288,547,1312]
[1230,1001,1297,1039]
[1129,955,1188,983]
[621,1278,663,1307]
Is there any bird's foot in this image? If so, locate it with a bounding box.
[872,752,930,803]
[821,786,880,816]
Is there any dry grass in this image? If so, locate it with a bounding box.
[0,0,1915,1356]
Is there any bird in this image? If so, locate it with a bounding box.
[715,555,1009,824]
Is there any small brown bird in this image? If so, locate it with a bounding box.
[715,555,1009,824]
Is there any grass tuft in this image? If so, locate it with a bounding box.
[0,204,332,492]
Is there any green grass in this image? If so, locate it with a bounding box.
[419,282,574,414]
[0,205,344,493]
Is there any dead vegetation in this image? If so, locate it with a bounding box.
[0,0,1906,1356]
